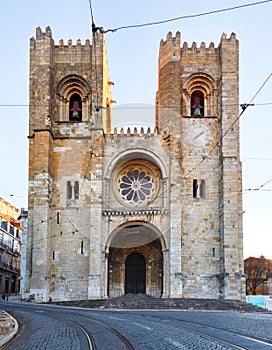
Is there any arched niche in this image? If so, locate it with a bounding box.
[182,73,217,117]
[56,74,91,122]
[106,221,166,298]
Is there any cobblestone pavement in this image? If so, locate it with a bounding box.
[1,300,272,349]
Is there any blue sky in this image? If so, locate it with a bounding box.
[0,0,272,259]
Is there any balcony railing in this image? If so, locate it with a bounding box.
[0,261,20,273]
[0,241,20,255]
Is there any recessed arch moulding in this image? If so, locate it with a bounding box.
[105,221,167,298]
[100,148,170,298]
[56,74,92,122]
[182,73,218,117]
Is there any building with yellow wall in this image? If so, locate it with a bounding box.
[0,197,22,295]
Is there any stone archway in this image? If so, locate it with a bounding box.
[107,223,164,298]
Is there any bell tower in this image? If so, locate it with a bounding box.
[24,26,112,302]
[156,32,244,299]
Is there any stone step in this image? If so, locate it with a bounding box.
[54,295,269,312]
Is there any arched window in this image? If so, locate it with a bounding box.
[67,181,72,200]
[183,73,216,117]
[67,180,80,204]
[69,93,82,121]
[200,179,206,198]
[193,179,206,198]
[74,181,79,200]
[191,90,204,116]
[193,179,198,198]
[57,75,91,122]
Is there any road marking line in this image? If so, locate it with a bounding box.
[109,316,124,321]
[133,322,152,330]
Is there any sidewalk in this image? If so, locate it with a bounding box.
[0,296,20,347]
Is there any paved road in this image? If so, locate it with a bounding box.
[1,301,272,349]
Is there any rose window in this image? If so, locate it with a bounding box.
[118,169,154,204]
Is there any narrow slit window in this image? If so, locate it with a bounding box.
[81,241,84,254]
[212,247,215,258]
[53,251,55,260]
[67,181,72,200]
[193,179,198,198]
[74,181,79,200]
[200,179,206,198]
[57,212,60,224]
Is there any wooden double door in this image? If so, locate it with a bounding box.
[125,252,146,294]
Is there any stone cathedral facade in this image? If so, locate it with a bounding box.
[23,26,245,302]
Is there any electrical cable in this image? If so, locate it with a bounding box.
[88,0,95,26]
[1,101,272,109]
[104,0,272,33]
[245,178,272,192]
[1,102,272,110]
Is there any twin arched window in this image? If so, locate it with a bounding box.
[67,181,79,202]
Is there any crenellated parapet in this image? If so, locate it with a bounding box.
[220,32,237,43]
[36,25,52,39]
[31,26,92,50]
[159,31,181,69]
[181,41,217,57]
[159,31,237,64]
[159,31,181,50]
[106,126,160,139]
[55,38,92,57]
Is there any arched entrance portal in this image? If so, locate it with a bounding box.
[125,252,146,294]
[107,223,164,298]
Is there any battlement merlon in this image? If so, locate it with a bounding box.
[220,32,237,44]
[159,31,238,69]
[219,32,239,74]
[159,31,181,69]
[30,26,92,51]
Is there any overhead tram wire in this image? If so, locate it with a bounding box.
[1,102,272,109]
[245,178,272,192]
[183,72,272,179]
[104,0,272,33]
[88,0,95,26]
[88,0,104,117]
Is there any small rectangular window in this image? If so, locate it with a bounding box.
[67,181,72,200]
[200,179,206,198]
[57,212,60,224]
[9,226,14,235]
[193,179,198,198]
[53,251,55,260]
[1,221,8,231]
[212,247,215,258]
[74,181,79,200]
[81,241,84,254]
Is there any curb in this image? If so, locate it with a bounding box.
[0,310,19,347]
